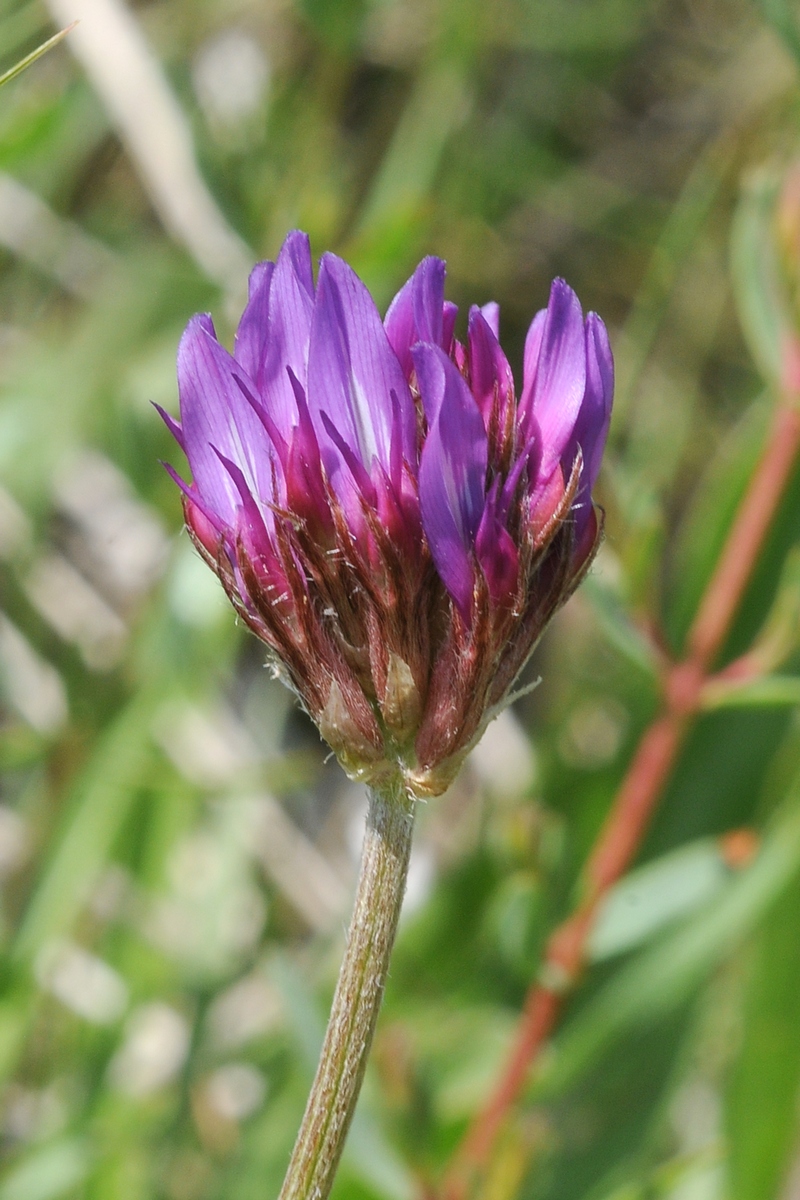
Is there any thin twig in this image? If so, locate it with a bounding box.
[0,23,75,90]
[441,382,800,1200]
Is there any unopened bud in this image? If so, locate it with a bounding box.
[163,233,613,794]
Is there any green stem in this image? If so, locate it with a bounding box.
[278,775,416,1200]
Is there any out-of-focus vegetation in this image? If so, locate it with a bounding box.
[1,0,800,1198]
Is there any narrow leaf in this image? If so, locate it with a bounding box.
[0,25,75,91]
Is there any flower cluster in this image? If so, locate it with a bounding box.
[161,232,613,795]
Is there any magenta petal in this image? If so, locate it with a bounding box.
[309,253,416,484]
[519,279,586,477]
[178,314,276,525]
[163,465,229,562]
[415,344,488,620]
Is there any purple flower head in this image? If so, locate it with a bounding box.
[162,233,613,794]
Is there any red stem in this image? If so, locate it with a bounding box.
[440,389,800,1200]
[688,404,800,668]
[585,713,687,895]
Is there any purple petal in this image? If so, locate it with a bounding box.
[162,462,219,528]
[578,313,614,493]
[283,372,334,536]
[563,312,614,541]
[479,301,500,338]
[442,301,458,350]
[249,261,274,300]
[415,344,488,620]
[178,314,276,526]
[308,253,416,489]
[467,307,514,428]
[212,449,290,604]
[522,308,546,392]
[282,228,315,294]
[413,259,446,341]
[163,464,228,559]
[153,402,185,452]
[213,447,271,547]
[519,279,586,477]
[263,232,316,435]
[476,481,518,607]
[233,372,288,476]
[384,257,448,380]
[233,232,315,440]
[320,411,378,510]
[516,308,545,470]
[502,431,541,514]
[383,277,417,379]
[234,260,275,387]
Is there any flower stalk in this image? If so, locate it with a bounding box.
[278,776,416,1200]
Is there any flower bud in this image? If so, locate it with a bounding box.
[161,233,613,794]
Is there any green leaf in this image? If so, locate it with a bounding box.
[300,0,367,54]
[665,397,770,652]
[12,691,157,964]
[535,776,800,1099]
[725,868,800,1199]
[588,839,729,962]
[755,0,800,65]
[354,63,468,249]
[581,574,660,681]
[0,26,74,91]
[703,675,800,710]
[0,1140,89,1200]
[615,139,733,424]
[730,171,791,386]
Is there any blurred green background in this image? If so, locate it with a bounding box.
[2,0,800,1198]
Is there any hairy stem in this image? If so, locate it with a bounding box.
[279,776,416,1200]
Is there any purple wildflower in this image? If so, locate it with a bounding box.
[161,231,613,794]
